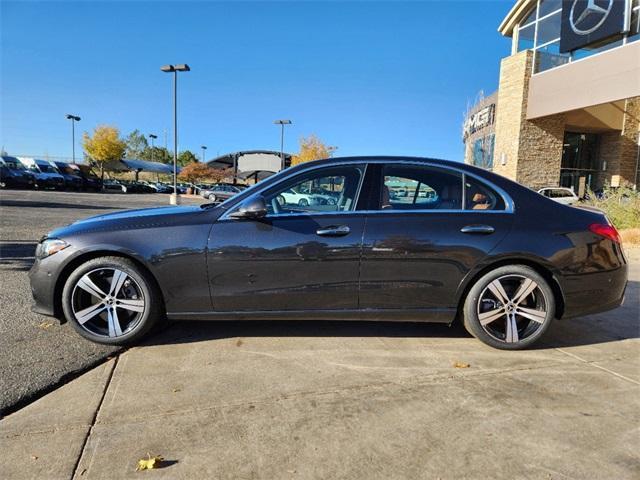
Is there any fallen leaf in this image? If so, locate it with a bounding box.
[236,338,243,347]
[136,454,164,471]
[172,388,181,393]
[453,362,470,369]
[37,321,54,330]
[31,455,38,460]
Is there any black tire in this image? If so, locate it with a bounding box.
[62,256,163,345]
[463,265,555,350]
[298,198,309,207]
[209,194,217,202]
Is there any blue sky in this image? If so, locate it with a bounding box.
[1,0,512,162]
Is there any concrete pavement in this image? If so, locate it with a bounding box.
[1,253,638,479]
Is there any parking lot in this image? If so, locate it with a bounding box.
[0,189,205,415]
[1,188,639,478]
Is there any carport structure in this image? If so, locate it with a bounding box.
[104,159,177,181]
[206,150,292,183]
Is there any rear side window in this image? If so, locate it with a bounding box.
[464,177,505,210]
[379,165,462,210]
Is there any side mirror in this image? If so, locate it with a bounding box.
[228,195,268,220]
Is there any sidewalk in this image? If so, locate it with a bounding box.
[1,258,639,479]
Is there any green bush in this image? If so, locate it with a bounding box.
[582,185,640,230]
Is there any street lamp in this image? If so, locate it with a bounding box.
[161,63,190,204]
[273,119,292,171]
[201,145,207,163]
[65,114,81,163]
[148,134,157,162]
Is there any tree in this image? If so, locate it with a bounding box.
[178,162,214,183]
[178,150,198,167]
[291,134,330,166]
[124,129,148,159]
[141,146,172,164]
[82,125,126,184]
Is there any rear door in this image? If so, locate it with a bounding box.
[360,163,514,311]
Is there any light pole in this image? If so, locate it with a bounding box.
[273,119,292,171]
[148,134,157,162]
[201,145,207,163]
[66,114,81,163]
[161,63,190,204]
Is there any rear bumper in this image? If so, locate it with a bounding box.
[560,264,628,319]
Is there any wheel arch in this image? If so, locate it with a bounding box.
[53,249,165,321]
[455,257,566,321]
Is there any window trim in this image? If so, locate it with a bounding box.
[219,160,514,221]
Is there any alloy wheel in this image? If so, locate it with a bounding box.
[71,268,146,338]
[476,274,548,344]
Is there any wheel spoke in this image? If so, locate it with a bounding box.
[487,279,509,304]
[505,313,519,343]
[75,302,106,325]
[77,275,107,300]
[117,298,144,313]
[107,308,123,337]
[516,306,546,324]
[109,269,128,297]
[479,308,505,326]
[512,278,538,306]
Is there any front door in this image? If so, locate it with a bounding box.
[208,164,366,311]
[360,163,514,311]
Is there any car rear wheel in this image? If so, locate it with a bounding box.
[62,256,163,345]
[463,265,555,350]
[298,198,309,206]
[209,194,217,202]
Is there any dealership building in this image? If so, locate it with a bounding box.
[463,0,640,195]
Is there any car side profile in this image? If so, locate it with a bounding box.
[29,157,628,350]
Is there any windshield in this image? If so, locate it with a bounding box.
[4,159,25,170]
[55,163,76,175]
[37,164,59,174]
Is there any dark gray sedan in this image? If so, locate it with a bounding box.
[29,157,628,349]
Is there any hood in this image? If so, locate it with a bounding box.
[48,205,206,239]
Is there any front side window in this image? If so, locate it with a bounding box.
[379,165,462,211]
[263,165,365,216]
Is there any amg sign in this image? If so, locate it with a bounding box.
[560,0,627,53]
[463,104,495,140]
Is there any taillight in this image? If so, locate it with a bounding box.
[589,223,621,243]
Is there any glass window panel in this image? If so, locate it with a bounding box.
[534,41,569,72]
[263,165,364,215]
[571,37,624,60]
[628,7,640,43]
[518,23,536,51]
[538,0,562,18]
[521,4,538,26]
[380,165,462,211]
[536,10,561,45]
[464,177,505,211]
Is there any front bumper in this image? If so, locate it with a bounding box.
[28,246,77,319]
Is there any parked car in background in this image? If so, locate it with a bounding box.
[51,161,83,190]
[538,187,579,205]
[200,183,245,202]
[69,164,102,192]
[0,156,37,189]
[141,181,173,193]
[103,179,127,193]
[18,157,65,190]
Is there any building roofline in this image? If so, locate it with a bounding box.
[498,0,536,37]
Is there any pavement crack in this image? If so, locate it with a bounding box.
[555,348,640,385]
[70,356,118,480]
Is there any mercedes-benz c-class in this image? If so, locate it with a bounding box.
[29,157,628,349]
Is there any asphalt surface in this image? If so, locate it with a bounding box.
[0,189,205,415]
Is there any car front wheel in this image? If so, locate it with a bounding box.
[62,256,163,345]
[463,265,555,350]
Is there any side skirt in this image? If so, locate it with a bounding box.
[166,308,456,323]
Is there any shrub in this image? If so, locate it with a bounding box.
[582,185,640,231]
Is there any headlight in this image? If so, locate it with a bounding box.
[36,238,69,259]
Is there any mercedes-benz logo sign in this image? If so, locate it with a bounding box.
[570,0,614,35]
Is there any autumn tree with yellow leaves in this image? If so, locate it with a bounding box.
[82,125,127,185]
[291,134,331,167]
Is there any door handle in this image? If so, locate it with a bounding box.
[460,224,495,234]
[316,225,351,237]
